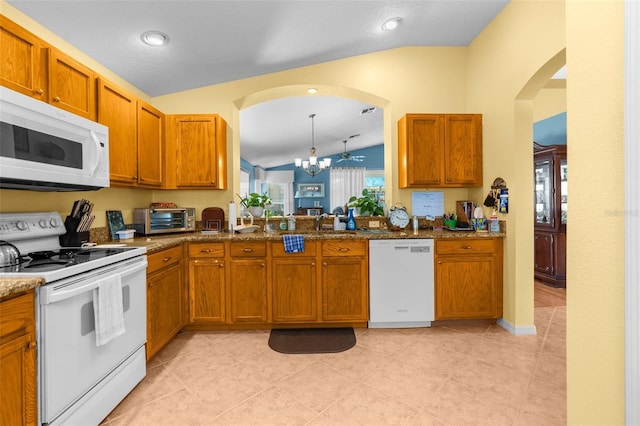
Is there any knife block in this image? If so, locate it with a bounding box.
[59,215,90,247]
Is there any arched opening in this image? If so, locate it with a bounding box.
[231,85,392,212]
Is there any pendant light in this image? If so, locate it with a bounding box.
[294,114,331,177]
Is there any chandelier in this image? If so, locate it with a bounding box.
[294,113,331,177]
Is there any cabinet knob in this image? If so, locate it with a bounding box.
[27,341,37,350]
[338,248,349,252]
[162,256,172,262]
[219,263,224,268]
[211,181,216,186]
[446,178,451,183]
[53,96,60,102]
[462,245,472,250]
[34,88,44,95]
[200,249,212,253]
[242,248,254,252]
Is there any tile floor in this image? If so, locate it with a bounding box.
[103,303,566,425]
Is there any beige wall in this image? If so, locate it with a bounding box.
[566,0,625,423]
[534,86,567,122]
[0,1,627,422]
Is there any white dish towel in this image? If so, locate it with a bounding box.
[93,274,126,346]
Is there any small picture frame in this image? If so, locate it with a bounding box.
[106,210,126,239]
[297,183,324,198]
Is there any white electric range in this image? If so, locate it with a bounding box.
[0,211,147,426]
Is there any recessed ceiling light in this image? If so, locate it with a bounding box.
[307,88,318,94]
[141,31,170,46]
[382,17,402,31]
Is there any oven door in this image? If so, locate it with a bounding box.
[38,256,147,425]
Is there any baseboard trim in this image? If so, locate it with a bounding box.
[497,318,537,335]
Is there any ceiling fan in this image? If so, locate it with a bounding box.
[336,136,365,162]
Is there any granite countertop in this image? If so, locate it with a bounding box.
[0,276,45,299]
[0,228,505,298]
[126,227,506,253]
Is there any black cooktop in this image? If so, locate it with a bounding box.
[1,247,135,273]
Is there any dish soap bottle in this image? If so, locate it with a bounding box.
[279,216,287,231]
[288,214,296,231]
[346,208,356,231]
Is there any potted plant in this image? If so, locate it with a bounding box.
[237,192,271,217]
[348,188,385,216]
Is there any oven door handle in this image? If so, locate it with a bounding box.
[40,257,147,305]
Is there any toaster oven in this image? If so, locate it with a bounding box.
[133,208,195,235]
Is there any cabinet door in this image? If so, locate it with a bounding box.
[147,261,183,360]
[49,48,95,120]
[398,114,444,187]
[0,333,37,426]
[165,114,226,189]
[97,78,137,185]
[189,259,226,323]
[443,114,482,186]
[137,101,164,187]
[0,292,37,426]
[321,256,368,321]
[229,259,268,323]
[435,255,497,319]
[0,16,46,100]
[534,231,554,275]
[272,258,317,322]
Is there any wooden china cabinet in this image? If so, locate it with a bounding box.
[534,143,567,288]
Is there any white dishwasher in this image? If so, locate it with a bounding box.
[368,239,434,328]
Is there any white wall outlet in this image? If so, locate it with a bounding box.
[368,220,380,228]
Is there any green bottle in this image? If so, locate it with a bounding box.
[279,216,287,231]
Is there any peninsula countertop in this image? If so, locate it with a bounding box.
[0,228,505,298]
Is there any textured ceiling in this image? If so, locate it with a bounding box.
[7,0,510,168]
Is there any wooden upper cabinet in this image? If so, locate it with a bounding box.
[48,48,96,120]
[137,101,164,187]
[0,16,46,100]
[97,78,137,185]
[398,113,482,188]
[165,114,227,189]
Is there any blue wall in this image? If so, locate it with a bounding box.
[242,144,384,212]
[533,112,566,145]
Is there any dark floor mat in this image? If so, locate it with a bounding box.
[268,327,356,354]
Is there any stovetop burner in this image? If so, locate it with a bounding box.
[1,247,137,274]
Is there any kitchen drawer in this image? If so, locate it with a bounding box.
[0,291,34,342]
[188,242,225,258]
[230,241,266,257]
[147,245,183,275]
[271,240,316,257]
[436,239,497,255]
[321,240,367,257]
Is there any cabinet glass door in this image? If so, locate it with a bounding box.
[535,160,551,225]
[560,159,567,224]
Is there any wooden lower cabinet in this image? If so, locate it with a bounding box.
[0,291,37,426]
[435,238,503,320]
[188,242,226,323]
[320,240,369,322]
[229,242,268,323]
[271,241,317,322]
[146,245,185,360]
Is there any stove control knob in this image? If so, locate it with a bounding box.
[49,218,59,228]
[16,220,28,231]
[39,219,48,228]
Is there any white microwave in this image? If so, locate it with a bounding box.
[0,86,109,191]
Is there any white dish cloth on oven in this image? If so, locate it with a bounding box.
[93,274,126,346]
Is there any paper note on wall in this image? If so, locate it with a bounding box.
[411,192,444,219]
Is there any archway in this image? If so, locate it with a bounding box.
[231,85,392,205]
[506,49,566,333]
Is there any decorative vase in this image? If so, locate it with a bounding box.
[346,208,356,230]
[249,206,264,218]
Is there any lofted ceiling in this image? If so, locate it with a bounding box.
[7,0,511,169]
